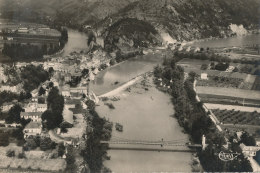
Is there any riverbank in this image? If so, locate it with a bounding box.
[98,74,144,97]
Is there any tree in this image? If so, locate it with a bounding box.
[58,143,65,157]
[5,104,23,124]
[40,137,56,151]
[201,64,208,70]
[48,67,54,75]
[110,59,116,66]
[66,146,76,172]
[43,87,64,129]
[86,100,95,111]
[38,87,46,96]
[42,110,56,130]
[81,68,89,78]
[24,138,38,150]
[241,132,256,146]
[6,150,15,157]
[0,133,9,146]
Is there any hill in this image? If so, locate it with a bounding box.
[98,0,260,42]
[0,0,137,27]
[104,18,162,52]
[0,0,259,49]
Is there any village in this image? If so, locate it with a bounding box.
[0,44,115,171]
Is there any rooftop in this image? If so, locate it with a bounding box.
[24,122,42,129]
[21,112,42,117]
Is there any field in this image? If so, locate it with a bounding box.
[196,86,260,101]
[205,103,260,112]
[178,58,259,80]
[252,76,260,91]
[212,109,260,126]
[197,76,248,89]
[198,93,260,107]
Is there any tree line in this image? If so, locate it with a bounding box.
[154,55,253,172]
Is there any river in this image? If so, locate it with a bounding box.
[90,51,166,96]
[61,29,89,56]
[187,34,260,48]
[96,77,192,172]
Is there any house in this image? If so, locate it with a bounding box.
[31,89,38,98]
[20,112,42,122]
[0,85,19,93]
[240,143,260,157]
[24,102,37,112]
[37,104,47,112]
[1,102,13,112]
[23,122,42,138]
[70,87,88,95]
[201,73,208,80]
[64,73,72,82]
[226,66,235,72]
[64,99,77,109]
[18,27,28,33]
[61,85,71,97]
[63,107,74,125]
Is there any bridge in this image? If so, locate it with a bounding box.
[101,137,202,152]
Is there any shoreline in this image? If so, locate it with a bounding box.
[98,75,144,98]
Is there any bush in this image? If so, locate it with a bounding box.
[6,150,15,157]
[110,59,116,66]
[105,103,115,109]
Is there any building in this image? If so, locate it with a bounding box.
[20,112,42,122]
[240,143,260,157]
[1,102,13,112]
[64,73,72,82]
[18,27,29,33]
[201,73,208,80]
[31,89,38,98]
[0,85,19,93]
[61,85,71,97]
[23,122,42,138]
[37,104,47,112]
[70,87,88,95]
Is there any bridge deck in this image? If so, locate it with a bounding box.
[101,140,201,152]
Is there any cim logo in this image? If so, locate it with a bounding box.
[218,151,240,161]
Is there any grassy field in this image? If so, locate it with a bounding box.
[196,86,260,101]
[212,109,260,126]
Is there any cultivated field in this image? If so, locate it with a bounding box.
[205,103,260,112]
[212,109,260,126]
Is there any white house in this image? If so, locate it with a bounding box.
[31,89,38,98]
[18,27,29,33]
[20,112,42,122]
[70,87,88,95]
[61,85,71,97]
[201,73,208,80]
[23,122,42,138]
[37,104,47,112]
